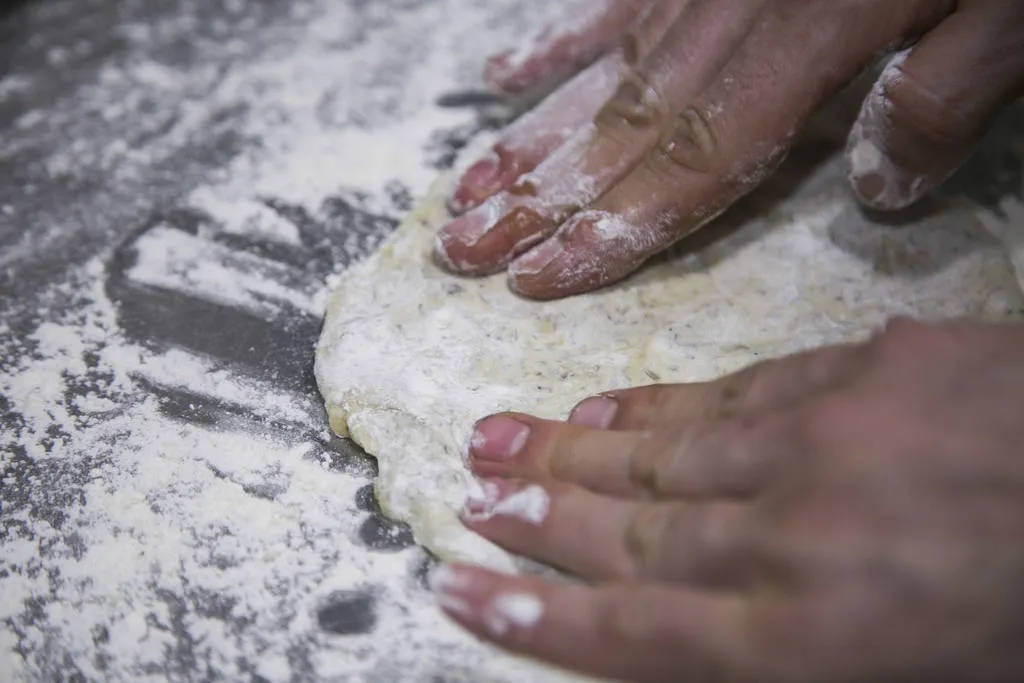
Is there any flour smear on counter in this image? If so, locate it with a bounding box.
[0,2,605,681]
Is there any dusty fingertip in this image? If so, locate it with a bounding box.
[846,136,928,211]
[461,480,550,526]
[846,48,930,211]
[430,564,545,639]
[506,239,565,300]
[432,231,462,273]
[429,563,469,595]
[448,153,503,214]
[484,592,545,637]
[430,564,477,620]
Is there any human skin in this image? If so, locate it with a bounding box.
[434,0,1024,300]
[431,318,1024,682]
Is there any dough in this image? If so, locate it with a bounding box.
[315,153,1023,573]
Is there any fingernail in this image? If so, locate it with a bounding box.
[430,564,545,638]
[462,479,504,519]
[507,235,564,278]
[449,154,501,214]
[568,396,617,429]
[433,208,496,273]
[470,416,530,462]
[462,481,549,526]
[484,592,545,637]
[438,209,490,245]
[430,564,476,620]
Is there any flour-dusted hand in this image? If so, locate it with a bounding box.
[432,318,1024,683]
[436,0,1024,299]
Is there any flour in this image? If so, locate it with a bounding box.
[487,593,546,636]
[1,2,596,681]
[466,483,551,525]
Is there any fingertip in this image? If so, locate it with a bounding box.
[448,151,514,215]
[507,210,650,300]
[507,237,567,300]
[433,210,497,275]
[430,563,548,641]
[432,230,462,273]
[469,414,531,463]
[845,135,930,211]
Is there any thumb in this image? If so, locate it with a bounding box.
[846,2,1024,211]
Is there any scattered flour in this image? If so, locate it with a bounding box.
[487,593,545,636]
[466,484,551,526]
[0,1,597,681]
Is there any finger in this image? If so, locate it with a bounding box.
[469,413,645,496]
[448,54,626,215]
[507,3,918,299]
[468,413,785,500]
[449,0,692,214]
[568,342,871,430]
[436,0,759,275]
[460,478,756,585]
[847,3,1024,210]
[431,563,765,683]
[484,0,650,95]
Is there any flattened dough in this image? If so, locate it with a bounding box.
[315,153,1023,573]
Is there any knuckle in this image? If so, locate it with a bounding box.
[648,105,723,176]
[711,418,770,497]
[628,432,672,497]
[684,503,746,558]
[623,504,672,577]
[664,420,765,498]
[707,360,775,419]
[547,439,584,480]
[595,69,669,138]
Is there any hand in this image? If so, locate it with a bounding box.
[431,318,1024,683]
[435,0,1024,300]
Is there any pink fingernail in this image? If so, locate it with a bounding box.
[568,397,617,429]
[449,154,501,214]
[430,564,477,619]
[430,564,545,637]
[469,416,530,462]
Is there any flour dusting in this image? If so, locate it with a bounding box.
[0,2,592,681]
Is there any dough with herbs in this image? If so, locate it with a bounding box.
[315,156,1023,573]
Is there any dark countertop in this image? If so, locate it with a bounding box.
[0,1,533,680]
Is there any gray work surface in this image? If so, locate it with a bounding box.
[0,1,550,681]
[2,1,1022,681]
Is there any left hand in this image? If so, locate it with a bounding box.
[431,318,1024,683]
[435,0,1024,300]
